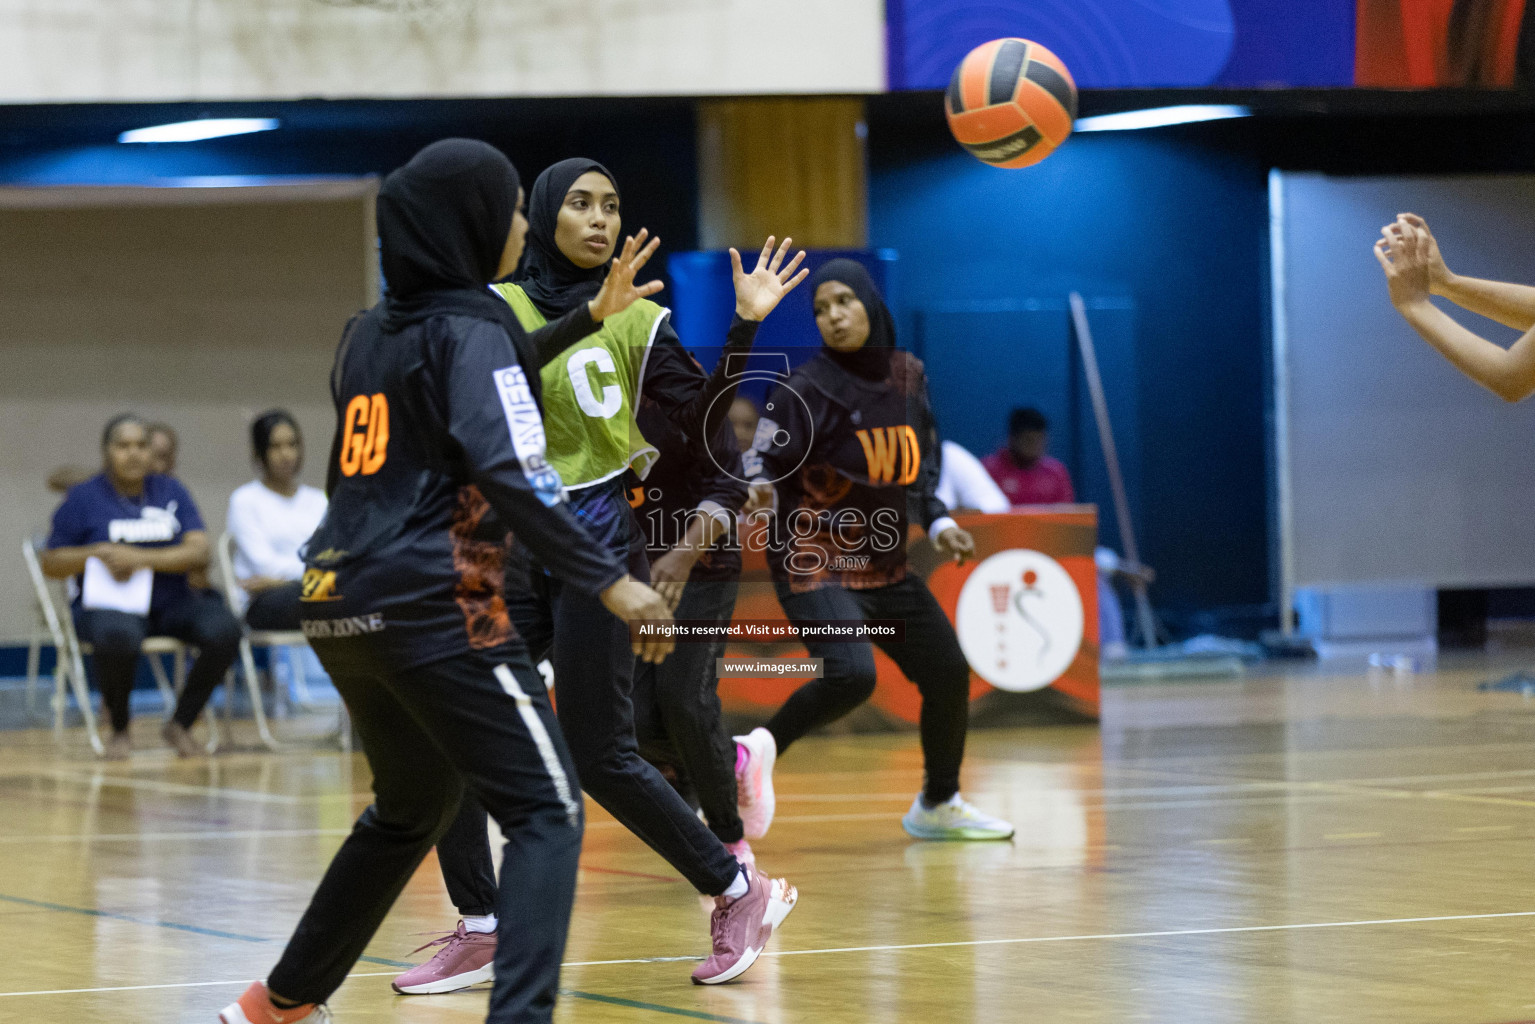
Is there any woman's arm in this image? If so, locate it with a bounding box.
[651,419,745,608]
[1377,217,1535,402]
[446,320,675,662]
[1398,214,1535,331]
[133,532,212,574]
[41,544,102,579]
[43,535,210,580]
[649,509,731,611]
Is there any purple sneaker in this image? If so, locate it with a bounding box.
[391,922,496,994]
[691,868,798,985]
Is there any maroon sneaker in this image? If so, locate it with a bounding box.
[691,868,798,985]
[391,922,496,994]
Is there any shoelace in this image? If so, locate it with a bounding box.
[407,929,469,958]
[709,895,744,955]
[950,801,984,821]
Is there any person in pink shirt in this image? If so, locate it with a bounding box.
[982,407,1075,505]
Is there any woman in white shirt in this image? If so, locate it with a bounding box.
[227,410,327,630]
[936,438,1011,514]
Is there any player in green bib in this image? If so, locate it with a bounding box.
[397,158,809,993]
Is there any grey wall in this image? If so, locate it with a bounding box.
[1276,172,1535,594]
[0,184,373,642]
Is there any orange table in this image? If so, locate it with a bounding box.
[718,506,1100,725]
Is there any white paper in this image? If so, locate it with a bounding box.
[81,557,152,615]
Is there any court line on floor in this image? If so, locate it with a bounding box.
[561,910,1535,966]
[8,911,1535,1004]
[36,770,311,805]
[0,828,356,843]
[0,975,763,1022]
[0,893,412,968]
[560,990,764,1023]
[0,973,394,998]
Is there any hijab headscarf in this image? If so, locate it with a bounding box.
[372,138,546,401]
[516,158,620,319]
[377,139,521,328]
[810,259,896,381]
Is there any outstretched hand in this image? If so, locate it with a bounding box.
[1396,213,1452,293]
[589,229,664,323]
[732,236,810,321]
[1373,216,1434,311]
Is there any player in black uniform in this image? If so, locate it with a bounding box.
[400,158,805,994]
[627,400,752,857]
[739,259,1016,842]
[217,139,674,1024]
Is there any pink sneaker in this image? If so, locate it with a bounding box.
[391,922,496,994]
[725,837,755,868]
[733,727,777,839]
[691,868,798,985]
[219,982,329,1022]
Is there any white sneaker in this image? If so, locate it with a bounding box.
[901,793,1015,841]
[732,727,777,839]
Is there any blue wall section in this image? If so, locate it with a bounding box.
[869,131,1270,622]
[886,0,1355,90]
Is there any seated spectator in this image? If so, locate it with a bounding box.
[145,421,178,476]
[41,414,241,761]
[982,407,1075,505]
[226,410,327,631]
[47,420,180,495]
[727,394,760,454]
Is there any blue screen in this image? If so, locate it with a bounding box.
[886,0,1356,90]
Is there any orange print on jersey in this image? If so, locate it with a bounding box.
[339,393,390,477]
[855,426,921,485]
[450,485,512,650]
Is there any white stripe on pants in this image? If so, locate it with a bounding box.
[493,663,582,828]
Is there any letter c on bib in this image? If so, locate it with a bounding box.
[568,348,622,419]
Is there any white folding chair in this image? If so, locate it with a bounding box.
[22,538,101,755]
[22,538,218,755]
[217,532,349,751]
[23,560,52,722]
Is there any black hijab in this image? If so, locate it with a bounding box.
[516,158,620,319]
[810,259,896,381]
[372,138,544,397]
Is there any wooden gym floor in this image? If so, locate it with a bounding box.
[6,656,1535,1022]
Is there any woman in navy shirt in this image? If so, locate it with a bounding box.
[43,414,241,760]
